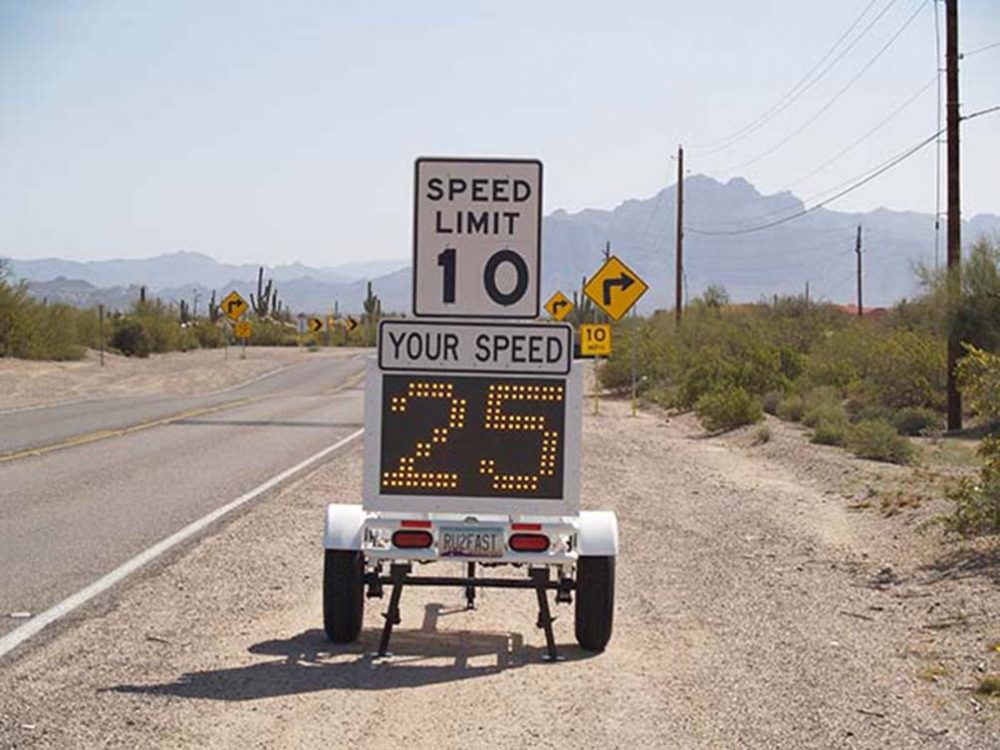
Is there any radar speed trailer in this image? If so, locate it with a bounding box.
[324,320,617,658]
[324,158,617,659]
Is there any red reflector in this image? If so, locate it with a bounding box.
[400,519,432,528]
[511,522,542,531]
[508,533,549,552]
[392,530,433,549]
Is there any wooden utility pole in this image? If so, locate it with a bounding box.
[855,226,863,317]
[805,281,810,307]
[675,145,684,326]
[945,0,962,430]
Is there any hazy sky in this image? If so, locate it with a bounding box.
[1,0,998,265]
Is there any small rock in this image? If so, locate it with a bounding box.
[10,612,31,619]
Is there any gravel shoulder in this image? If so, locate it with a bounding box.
[0,398,997,748]
[0,347,352,412]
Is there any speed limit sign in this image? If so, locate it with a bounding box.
[412,158,542,318]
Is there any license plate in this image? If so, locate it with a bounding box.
[439,526,505,558]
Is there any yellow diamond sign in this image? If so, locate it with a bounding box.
[583,256,648,321]
[544,291,573,321]
[234,321,252,339]
[580,323,611,356]
[220,290,249,321]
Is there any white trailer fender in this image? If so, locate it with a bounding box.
[577,510,619,557]
[324,503,365,551]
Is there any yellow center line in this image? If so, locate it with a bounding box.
[0,366,368,466]
[0,396,263,465]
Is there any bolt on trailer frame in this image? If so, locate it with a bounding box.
[324,357,618,661]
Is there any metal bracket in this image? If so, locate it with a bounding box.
[371,564,568,661]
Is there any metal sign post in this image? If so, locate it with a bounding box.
[630,311,638,417]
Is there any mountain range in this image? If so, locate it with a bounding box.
[6,174,999,313]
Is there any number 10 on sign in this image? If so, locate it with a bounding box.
[413,158,542,318]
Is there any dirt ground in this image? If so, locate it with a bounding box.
[0,397,997,749]
[0,347,353,412]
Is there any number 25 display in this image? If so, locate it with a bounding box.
[364,368,582,514]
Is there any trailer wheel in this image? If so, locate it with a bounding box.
[323,549,365,643]
[574,555,615,652]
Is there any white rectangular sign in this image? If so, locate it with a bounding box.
[378,320,572,375]
[412,157,542,318]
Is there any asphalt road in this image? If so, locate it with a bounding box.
[0,355,366,456]
[0,352,368,642]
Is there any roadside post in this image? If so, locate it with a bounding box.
[234,320,251,359]
[631,310,638,417]
[296,314,307,347]
[220,291,250,362]
[322,157,619,662]
[583,256,648,418]
[579,323,611,415]
[98,304,105,367]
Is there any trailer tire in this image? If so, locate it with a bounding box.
[323,549,365,643]
[574,555,615,652]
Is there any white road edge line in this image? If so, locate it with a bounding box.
[0,427,364,660]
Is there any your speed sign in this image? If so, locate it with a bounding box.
[412,158,542,318]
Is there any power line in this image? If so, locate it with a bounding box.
[708,0,931,175]
[961,40,1000,58]
[787,76,936,189]
[687,127,943,236]
[964,104,1000,122]
[688,100,1000,239]
[699,74,937,231]
[690,0,891,155]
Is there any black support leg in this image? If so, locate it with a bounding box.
[377,564,409,657]
[532,568,560,662]
[465,562,476,610]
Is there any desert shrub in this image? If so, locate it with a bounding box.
[956,345,1000,423]
[753,424,772,444]
[598,318,675,393]
[917,237,1000,352]
[192,321,224,349]
[846,419,914,464]
[0,264,86,360]
[864,330,947,410]
[111,317,152,357]
[762,390,784,415]
[845,386,895,423]
[776,394,805,422]
[695,385,763,433]
[132,300,183,353]
[946,347,1000,536]
[893,407,943,436]
[246,318,298,346]
[945,437,1000,536]
[642,383,678,410]
[811,417,848,446]
[801,386,844,428]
